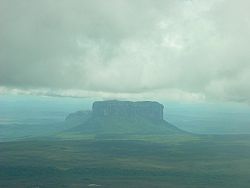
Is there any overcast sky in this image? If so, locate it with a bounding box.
[0,0,250,102]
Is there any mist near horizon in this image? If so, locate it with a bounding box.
[1,95,250,135]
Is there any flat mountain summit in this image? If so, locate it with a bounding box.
[92,100,164,121]
[64,100,186,139]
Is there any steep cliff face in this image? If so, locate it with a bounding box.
[92,100,164,121]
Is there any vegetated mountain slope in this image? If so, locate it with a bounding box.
[71,115,184,135]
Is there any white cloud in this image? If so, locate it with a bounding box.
[0,0,250,103]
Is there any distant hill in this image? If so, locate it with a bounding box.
[61,100,186,139]
[65,110,92,127]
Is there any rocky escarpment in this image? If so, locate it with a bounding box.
[92,100,164,121]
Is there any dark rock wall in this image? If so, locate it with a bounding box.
[92,100,164,121]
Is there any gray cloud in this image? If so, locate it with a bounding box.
[0,0,250,102]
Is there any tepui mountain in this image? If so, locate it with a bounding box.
[64,100,186,138]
